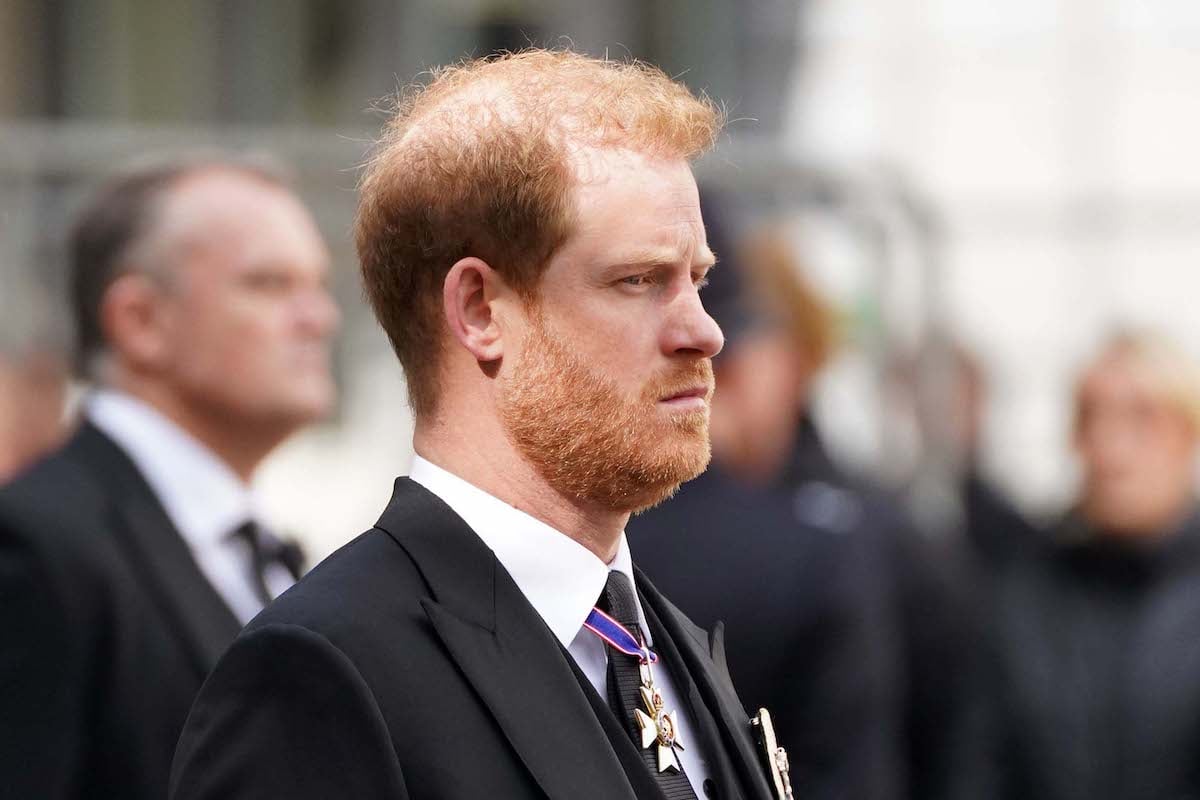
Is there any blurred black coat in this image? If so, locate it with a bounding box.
[960,467,1043,572]
[985,510,1200,800]
[0,423,241,800]
[630,419,980,800]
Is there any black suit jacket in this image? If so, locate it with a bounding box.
[0,423,243,800]
[170,478,774,799]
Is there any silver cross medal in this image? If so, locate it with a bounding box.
[635,657,685,772]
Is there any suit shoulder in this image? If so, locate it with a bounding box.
[172,620,409,799]
[247,527,428,640]
[237,527,445,709]
[0,444,99,513]
[0,446,112,562]
[0,449,112,664]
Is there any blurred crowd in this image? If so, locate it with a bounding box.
[4,155,1200,800]
[631,188,1200,800]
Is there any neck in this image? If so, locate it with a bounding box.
[415,411,628,563]
[107,378,284,484]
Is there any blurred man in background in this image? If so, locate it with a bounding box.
[631,218,980,800]
[0,155,339,800]
[985,330,1200,800]
[899,341,1044,573]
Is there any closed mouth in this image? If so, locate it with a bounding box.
[659,385,711,403]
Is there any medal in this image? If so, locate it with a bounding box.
[584,607,686,773]
[634,659,685,772]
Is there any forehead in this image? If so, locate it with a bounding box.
[1081,356,1140,395]
[157,170,327,268]
[554,147,709,269]
[1078,354,1170,413]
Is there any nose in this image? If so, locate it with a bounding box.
[662,286,724,359]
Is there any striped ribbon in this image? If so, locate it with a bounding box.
[583,606,659,664]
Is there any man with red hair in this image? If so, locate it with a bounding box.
[172,51,778,800]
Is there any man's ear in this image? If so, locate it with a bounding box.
[100,273,173,371]
[443,257,511,362]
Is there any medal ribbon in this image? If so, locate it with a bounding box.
[584,606,659,664]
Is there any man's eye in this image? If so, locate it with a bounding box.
[242,272,292,292]
[694,275,710,290]
[621,274,651,287]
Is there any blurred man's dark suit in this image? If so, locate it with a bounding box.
[170,478,775,800]
[0,422,241,799]
[631,418,982,800]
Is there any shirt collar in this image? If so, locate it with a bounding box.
[86,389,259,551]
[408,454,649,648]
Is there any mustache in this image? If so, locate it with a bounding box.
[643,359,715,402]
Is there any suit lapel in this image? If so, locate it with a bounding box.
[71,423,241,674]
[637,568,775,800]
[378,479,636,800]
[709,621,735,688]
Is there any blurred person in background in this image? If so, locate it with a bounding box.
[947,347,1043,570]
[0,155,340,800]
[0,344,68,483]
[903,342,1044,573]
[631,217,980,800]
[984,330,1200,800]
[0,264,71,483]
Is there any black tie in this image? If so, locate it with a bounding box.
[230,520,304,605]
[600,571,699,800]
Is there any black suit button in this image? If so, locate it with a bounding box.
[702,778,718,798]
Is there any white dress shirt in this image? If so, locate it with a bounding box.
[409,455,712,794]
[87,390,294,624]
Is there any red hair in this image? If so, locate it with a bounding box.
[355,49,723,417]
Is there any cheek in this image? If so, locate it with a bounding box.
[736,343,799,407]
[548,310,659,383]
[1144,428,1197,475]
[172,304,274,375]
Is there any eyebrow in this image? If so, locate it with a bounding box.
[607,246,717,272]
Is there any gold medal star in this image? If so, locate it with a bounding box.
[635,707,659,749]
[657,735,682,773]
[635,685,685,772]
